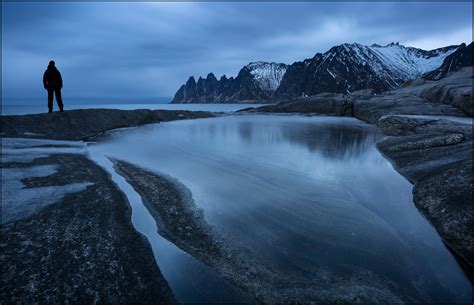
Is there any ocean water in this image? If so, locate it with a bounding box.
[89,115,471,303]
[1,103,265,115]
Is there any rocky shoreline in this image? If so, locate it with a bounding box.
[243,70,473,277]
[1,87,472,303]
[1,140,177,304]
[1,108,215,140]
[0,110,216,304]
[376,117,473,276]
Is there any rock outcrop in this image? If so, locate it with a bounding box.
[255,93,353,116]
[250,68,472,121]
[1,109,214,140]
[376,116,473,274]
[397,67,473,116]
[1,141,177,304]
[250,90,464,124]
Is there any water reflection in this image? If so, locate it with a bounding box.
[90,115,471,303]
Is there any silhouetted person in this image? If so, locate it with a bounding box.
[43,60,64,113]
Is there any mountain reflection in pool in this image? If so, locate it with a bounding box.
[90,115,471,303]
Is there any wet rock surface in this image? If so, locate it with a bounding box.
[376,117,473,274]
[1,146,176,304]
[1,108,214,140]
[113,159,224,261]
[113,159,420,304]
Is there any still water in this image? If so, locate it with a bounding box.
[89,115,471,303]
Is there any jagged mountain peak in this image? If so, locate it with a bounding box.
[172,61,288,103]
[186,76,196,85]
[245,61,286,68]
[207,72,217,80]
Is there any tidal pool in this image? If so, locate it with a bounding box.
[89,115,471,303]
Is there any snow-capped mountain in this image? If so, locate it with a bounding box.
[172,42,464,103]
[273,42,459,100]
[171,62,287,103]
[423,42,473,80]
[247,62,288,91]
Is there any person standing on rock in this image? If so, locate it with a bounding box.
[43,60,64,113]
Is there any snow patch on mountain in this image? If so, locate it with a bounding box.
[314,42,459,91]
[370,43,455,78]
[246,62,288,91]
[336,43,457,85]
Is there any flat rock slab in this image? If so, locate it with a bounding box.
[377,116,473,137]
[353,94,465,124]
[1,141,176,304]
[249,68,472,123]
[251,91,465,125]
[254,93,352,116]
[1,108,214,140]
[399,67,473,116]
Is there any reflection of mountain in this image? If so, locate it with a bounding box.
[236,120,379,160]
[280,122,379,159]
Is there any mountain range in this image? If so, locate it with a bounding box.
[172,62,287,103]
[171,42,472,103]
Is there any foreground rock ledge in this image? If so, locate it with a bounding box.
[0,150,176,304]
[376,116,473,275]
[1,108,215,140]
[0,109,216,304]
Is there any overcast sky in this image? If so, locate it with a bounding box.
[2,2,472,102]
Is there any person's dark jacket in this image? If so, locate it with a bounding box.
[43,65,63,89]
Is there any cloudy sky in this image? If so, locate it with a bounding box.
[2,2,472,102]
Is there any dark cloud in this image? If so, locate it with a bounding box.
[2,2,472,102]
